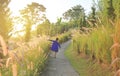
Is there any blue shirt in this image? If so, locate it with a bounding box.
[50,40,60,52]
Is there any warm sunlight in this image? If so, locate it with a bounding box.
[11,24,24,37]
[14,24,23,31]
[2,0,119,76]
[9,0,93,36]
[9,0,93,22]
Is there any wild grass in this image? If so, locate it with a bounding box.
[71,18,120,75]
[58,31,71,43]
[72,25,113,64]
[65,43,113,76]
[110,19,120,74]
[72,27,111,64]
[0,31,71,76]
[0,35,8,56]
[0,35,50,76]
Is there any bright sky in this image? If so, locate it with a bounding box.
[9,0,94,23]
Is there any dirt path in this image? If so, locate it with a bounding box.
[41,40,79,76]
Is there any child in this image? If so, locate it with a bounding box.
[49,38,61,58]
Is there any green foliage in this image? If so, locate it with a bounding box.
[37,19,51,36]
[98,0,120,21]
[107,0,116,20]
[63,5,85,28]
[69,0,120,72]
[65,43,113,76]
[0,0,13,40]
[20,2,46,42]
[91,6,96,27]
[0,36,50,76]
[58,32,71,43]
[113,0,120,18]
[72,27,113,63]
[63,5,84,21]
[25,23,31,42]
[24,38,50,76]
[37,19,72,37]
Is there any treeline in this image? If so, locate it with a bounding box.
[0,0,87,42]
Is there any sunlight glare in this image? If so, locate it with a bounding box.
[14,24,23,31]
[9,0,28,16]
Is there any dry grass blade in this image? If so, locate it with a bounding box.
[27,61,34,70]
[97,16,102,24]
[12,64,17,76]
[6,57,12,68]
[0,35,8,56]
[12,52,23,65]
[110,43,120,50]
[109,19,115,26]
[86,20,93,26]
[110,58,120,67]
[30,61,33,70]
[114,69,120,76]
[0,63,3,67]
[0,59,4,63]
[0,72,1,76]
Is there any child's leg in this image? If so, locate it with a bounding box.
[54,52,57,58]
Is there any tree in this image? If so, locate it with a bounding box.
[63,5,84,21]
[91,5,96,27]
[112,0,120,19]
[81,13,87,27]
[63,5,85,28]
[37,19,51,36]
[56,17,62,26]
[20,2,46,42]
[107,0,116,21]
[55,17,62,34]
[0,0,13,41]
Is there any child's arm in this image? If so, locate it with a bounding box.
[48,39,53,42]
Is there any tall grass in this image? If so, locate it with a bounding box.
[0,31,71,76]
[72,18,120,76]
[72,26,113,64]
[110,19,120,71]
[0,35,50,76]
[72,29,89,54]
[58,31,71,43]
[0,35,8,56]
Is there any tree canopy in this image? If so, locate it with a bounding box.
[20,2,46,41]
[0,0,13,41]
[63,5,84,21]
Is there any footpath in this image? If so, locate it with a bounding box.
[41,40,79,76]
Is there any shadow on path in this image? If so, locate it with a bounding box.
[41,40,79,76]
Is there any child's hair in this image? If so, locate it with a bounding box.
[56,38,59,41]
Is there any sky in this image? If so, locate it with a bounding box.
[9,0,94,23]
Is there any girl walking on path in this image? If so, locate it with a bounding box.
[48,38,61,58]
